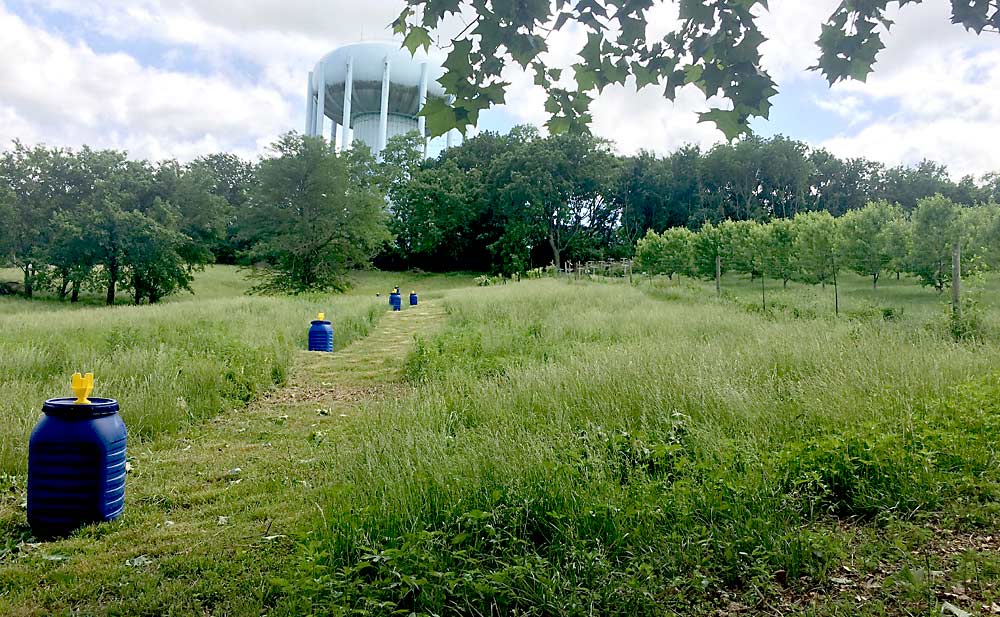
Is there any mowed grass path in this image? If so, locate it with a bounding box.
[0,299,447,615]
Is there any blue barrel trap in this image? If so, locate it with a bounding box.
[389,288,401,311]
[28,373,127,538]
[308,312,334,352]
[409,291,418,306]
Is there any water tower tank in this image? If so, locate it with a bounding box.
[305,41,460,156]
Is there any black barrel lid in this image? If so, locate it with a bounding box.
[42,397,119,419]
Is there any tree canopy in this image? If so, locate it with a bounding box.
[393,0,998,139]
[242,134,390,293]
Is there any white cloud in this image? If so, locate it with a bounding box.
[812,95,872,126]
[756,0,840,83]
[0,5,292,161]
[817,1,1000,177]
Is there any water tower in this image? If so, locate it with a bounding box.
[305,41,461,156]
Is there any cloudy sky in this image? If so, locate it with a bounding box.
[1,0,998,177]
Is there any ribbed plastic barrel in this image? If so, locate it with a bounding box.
[390,292,401,311]
[409,292,418,306]
[28,397,127,538]
[308,319,334,352]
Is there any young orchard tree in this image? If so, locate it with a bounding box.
[793,210,842,314]
[634,229,667,276]
[750,222,772,309]
[693,222,726,294]
[961,203,1000,271]
[719,219,760,280]
[764,218,797,288]
[880,215,913,281]
[838,200,902,288]
[908,194,961,292]
[982,204,1000,270]
[243,134,390,293]
[660,227,695,279]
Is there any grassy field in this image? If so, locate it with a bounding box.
[0,267,467,473]
[0,268,998,615]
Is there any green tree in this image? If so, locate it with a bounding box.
[758,136,813,219]
[0,143,66,297]
[633,229,667,276]
[660,227,695,279]
[908,194,961,292]
[120,204,193,304]
[719,219,761,279]
[388,159,483,268]
[793,211,839,287]
[960,203,1000,271]
[42,210,94,301]
[393,0,996,138]
[617,151,672,242]
[188,153,256,264]
[880,216,912,281]
[491,131,619,270]
[882,161,963,211]
[764,218,797,288]
[838,200,901,288]
[242,133,390,293]
[692,221,726,294]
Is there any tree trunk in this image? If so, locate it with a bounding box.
[833,269,839,316]
[70,280,80,303]
[715,254,721,296]
[951,242,961,321]
[106,262,118,306]
[22,265,32,298]
[59,272,70,300]
[548,233,561,271]
[873,273,878,289]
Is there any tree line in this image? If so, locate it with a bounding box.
[3,127,999,302]
[633,196,1000,305]
[0,134,388,302]
[380,128,1000,274]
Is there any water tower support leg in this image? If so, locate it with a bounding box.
[418,62,428,158]
[378,56,391,155]
[341,57,353,151]
[305,71,316,135]
[314,62,326,139]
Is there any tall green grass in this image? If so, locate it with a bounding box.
[0,267,383,473]
[279,278,1000,614]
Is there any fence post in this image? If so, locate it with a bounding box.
[952,242,962,321]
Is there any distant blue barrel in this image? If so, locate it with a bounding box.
[390,292,401,311]
[409,292,418,306]
[28,397,127,538]
[308,318,334,352]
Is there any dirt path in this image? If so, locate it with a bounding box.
[0,300,448,615]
